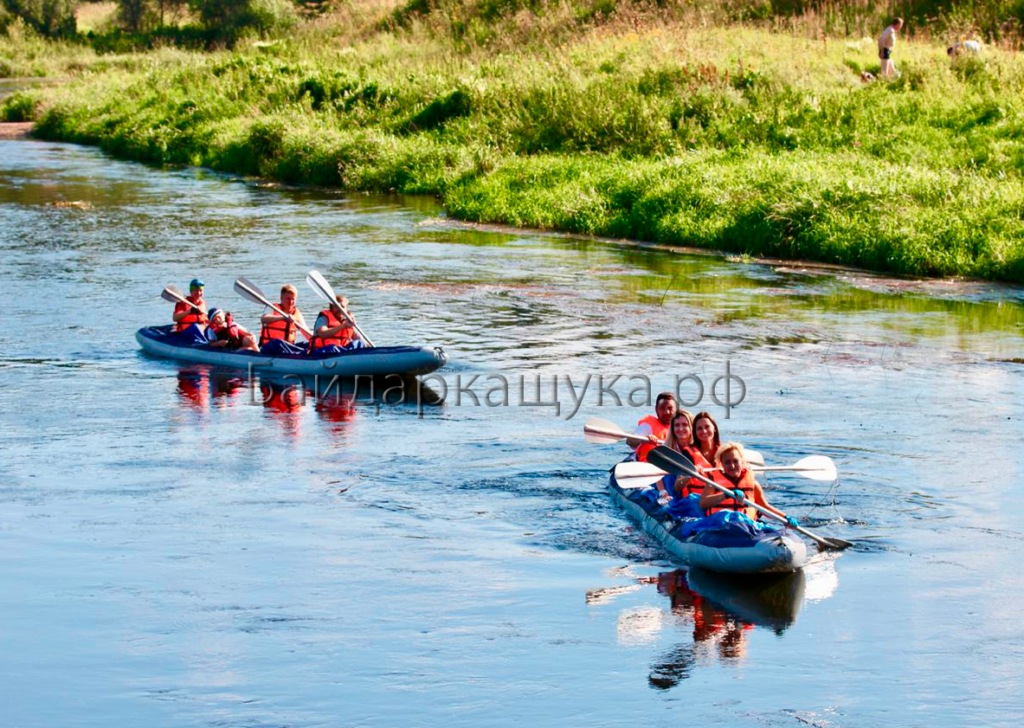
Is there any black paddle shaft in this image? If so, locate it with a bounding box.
[647,446,852,551]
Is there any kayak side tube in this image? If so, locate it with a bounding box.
[609,473,807,574]
[136,326,447,377]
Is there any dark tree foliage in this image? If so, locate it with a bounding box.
[1,0,77,36]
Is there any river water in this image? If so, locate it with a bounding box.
[1,135,1022,728]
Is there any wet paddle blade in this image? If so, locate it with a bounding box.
[234,277,270,307]
[161,287,184,304]
[583,417,631,444]
[613,462,668,489]
[306,270,337,304]
[790,455,838,481]
[647,446,698,479]
[746,449,765,467]
[755,456,838,481]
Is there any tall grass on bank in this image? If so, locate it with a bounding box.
[3,16,1024,281]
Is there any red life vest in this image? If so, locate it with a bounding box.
[210,314,248,349]
[309,308,354,352]
[635,414,670,462]
[708,468,758,519]
[674,445,713,498]
[174,296,207,332]
[259,305,299,346]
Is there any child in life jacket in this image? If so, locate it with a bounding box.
[207,309,259,352]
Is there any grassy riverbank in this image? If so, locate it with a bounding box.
[4,4,1024,281]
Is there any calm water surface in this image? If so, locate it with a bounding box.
[1,137,1023,728]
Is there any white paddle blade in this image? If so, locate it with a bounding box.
[584,427,627,445]
[613,462,668,489]
[791,455,838,481]
[234,278,269,307]
[161,288,182,304]
[306,270,337,303]
[583,417,631,444]
[745,448,765,467]
[236,276,268,300]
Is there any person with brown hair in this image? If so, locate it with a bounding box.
[692,411,722,467]
[878,17,904,78]
[632,391,678,462]
[662,410,714,500]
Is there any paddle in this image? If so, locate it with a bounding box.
[584,417,655,448]
[614,455,837,490]
[647,445,852,551]
[584,417,766,466]
[162,285,203,311]
[233,277,313,338]
[305,269,375,347]
[754,455,838,482]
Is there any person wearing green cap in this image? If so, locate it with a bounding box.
[172,278,209,333]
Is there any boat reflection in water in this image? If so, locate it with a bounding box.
[647,568,806,689]
[176,368,251,412]
[173,365,446,441]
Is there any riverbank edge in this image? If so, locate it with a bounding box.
[0,121,32,137]
[8,119,1019,294]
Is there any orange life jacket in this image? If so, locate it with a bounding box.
[708,468,758,519]
[259,305,299,346]
[174,297,207,332]
[309,308,354,352]
[674,445,713,498]
[635,414,670,462]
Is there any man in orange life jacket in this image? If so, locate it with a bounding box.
[632,392,678,462]
[700,442,797,528]
[259,284,310,355]
[207,309,259,352]
[308,294,367,355]
[172,278,209,333]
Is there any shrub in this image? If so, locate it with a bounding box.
[0,0,77,37]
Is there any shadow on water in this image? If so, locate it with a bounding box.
[646,568,806,690]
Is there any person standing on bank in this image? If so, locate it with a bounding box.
[878,17,904,78]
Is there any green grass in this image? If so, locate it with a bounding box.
[4,7,1024,281]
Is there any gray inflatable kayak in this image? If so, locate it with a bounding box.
[137,325,447,378]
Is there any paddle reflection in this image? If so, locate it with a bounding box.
[647,568,806,689]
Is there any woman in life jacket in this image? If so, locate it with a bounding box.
[693,411,722,467]
[662,410,714,500]
[632,391,678,462]
[259,284,310,351]
[308,294,366,355]
[207,309,259,352]
[172,278,208,333]
[700,442,788,522]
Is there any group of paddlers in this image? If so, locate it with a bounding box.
[631,392,796,527]
[171,278,369,356]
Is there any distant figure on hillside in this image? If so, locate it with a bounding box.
[948,40,982,62]
[878,17,904,78]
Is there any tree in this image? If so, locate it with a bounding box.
[189,0,296,35]
[1,0,77,36]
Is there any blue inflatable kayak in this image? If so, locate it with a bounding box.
[137,325,447,378]
[609,467,807,574]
